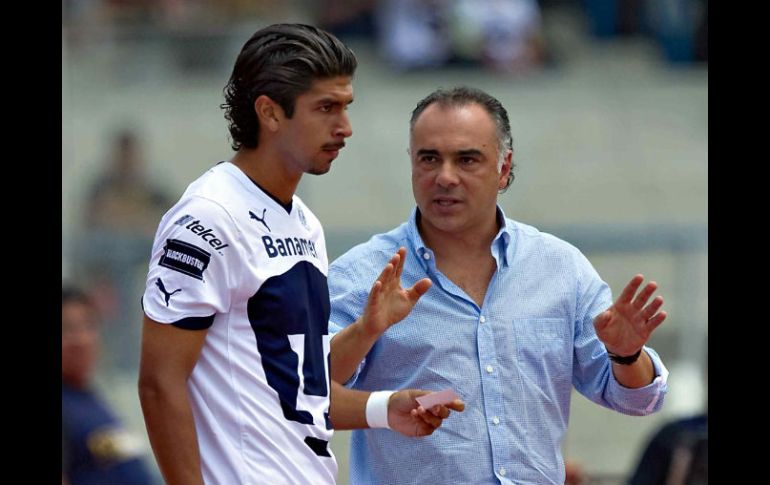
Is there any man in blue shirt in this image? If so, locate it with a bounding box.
[328,86,669,485]
[62,285,155,485]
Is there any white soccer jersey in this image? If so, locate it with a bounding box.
[142,161,336,485]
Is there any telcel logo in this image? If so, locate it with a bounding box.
[174,215,229,251]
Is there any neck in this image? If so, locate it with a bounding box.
[231,147,302,205]
[417,210,500,259]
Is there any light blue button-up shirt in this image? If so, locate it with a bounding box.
[328,207,668,485]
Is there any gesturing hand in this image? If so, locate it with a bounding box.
[594,274,667,356]
[361,247,432,337]
[387,389,466,437]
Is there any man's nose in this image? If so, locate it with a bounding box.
[334,112,352,138]
[436,161,460,187]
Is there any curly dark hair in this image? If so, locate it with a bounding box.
[410,86,515,191]
[221,23,358,151]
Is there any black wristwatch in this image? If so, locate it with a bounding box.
[607,348,643,365]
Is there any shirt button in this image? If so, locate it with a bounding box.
[479,316,486,323]
[422,252,431,260]
[486,365,494,374]
[492,416,500,425]
[499,467,507,476]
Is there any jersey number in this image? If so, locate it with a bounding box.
[247,262,331,428]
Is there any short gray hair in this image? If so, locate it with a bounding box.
[410,86,514,190]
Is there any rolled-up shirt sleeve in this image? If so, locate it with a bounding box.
[571,248,668,416]
[605,346,669,415]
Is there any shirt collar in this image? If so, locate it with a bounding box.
[223,161,294,214]
[406,205,515,269]
[406,207,433,272]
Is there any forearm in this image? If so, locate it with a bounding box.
[327,380,371,430]
[611,349,655,389]
[329,319,379,383]
[138,379,204,485]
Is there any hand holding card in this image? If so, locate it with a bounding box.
[415,389,461,409]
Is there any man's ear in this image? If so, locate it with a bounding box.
[255,95,282,133]
[498,149,513,190]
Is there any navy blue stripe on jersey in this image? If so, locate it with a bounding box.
[303,436,331,457]
[247,261,330,425]
[171,314,215,330]
[324,412,332,430]
[140,296,214,329]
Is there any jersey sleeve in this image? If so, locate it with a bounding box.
[141,196,244,329]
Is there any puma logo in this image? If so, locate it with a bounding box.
[155,278,182,307]
[249,209,271,232]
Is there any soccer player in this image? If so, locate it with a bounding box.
[137,24,463,485]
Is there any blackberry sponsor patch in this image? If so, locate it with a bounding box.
[159,239,211,280]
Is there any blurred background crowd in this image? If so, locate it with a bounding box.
[62,1,707,483]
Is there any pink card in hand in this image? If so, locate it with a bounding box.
[415,389,460,408]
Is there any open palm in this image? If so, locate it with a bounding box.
[362,247,432,336]
[594,274,667,356]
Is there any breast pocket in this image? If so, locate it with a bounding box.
[512,318,572,390]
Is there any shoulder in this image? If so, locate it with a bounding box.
[159,165,256,241]
[508,218,586,259]
[150,188,245,276]
[182,163,252,216]
[330,222,410,275]
[160,195,238,240]
[505,219,603,287]
[343,227,407,257]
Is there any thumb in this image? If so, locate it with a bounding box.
[447,399,466,412]
[593,310,612,331]
[408,278,433,300]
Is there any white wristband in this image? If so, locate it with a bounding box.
[365,390,395,429]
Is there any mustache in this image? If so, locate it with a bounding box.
[322,142,346,150]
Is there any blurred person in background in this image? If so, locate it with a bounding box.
[62,285,154,485]
[76,127,173,373]
[376,0,545,72]
[627,413,707,485]
[629,355,707,485]
[328,86,670,485]
[85,128,171,238]
[317,0,378,40]
[137,23,462,485]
